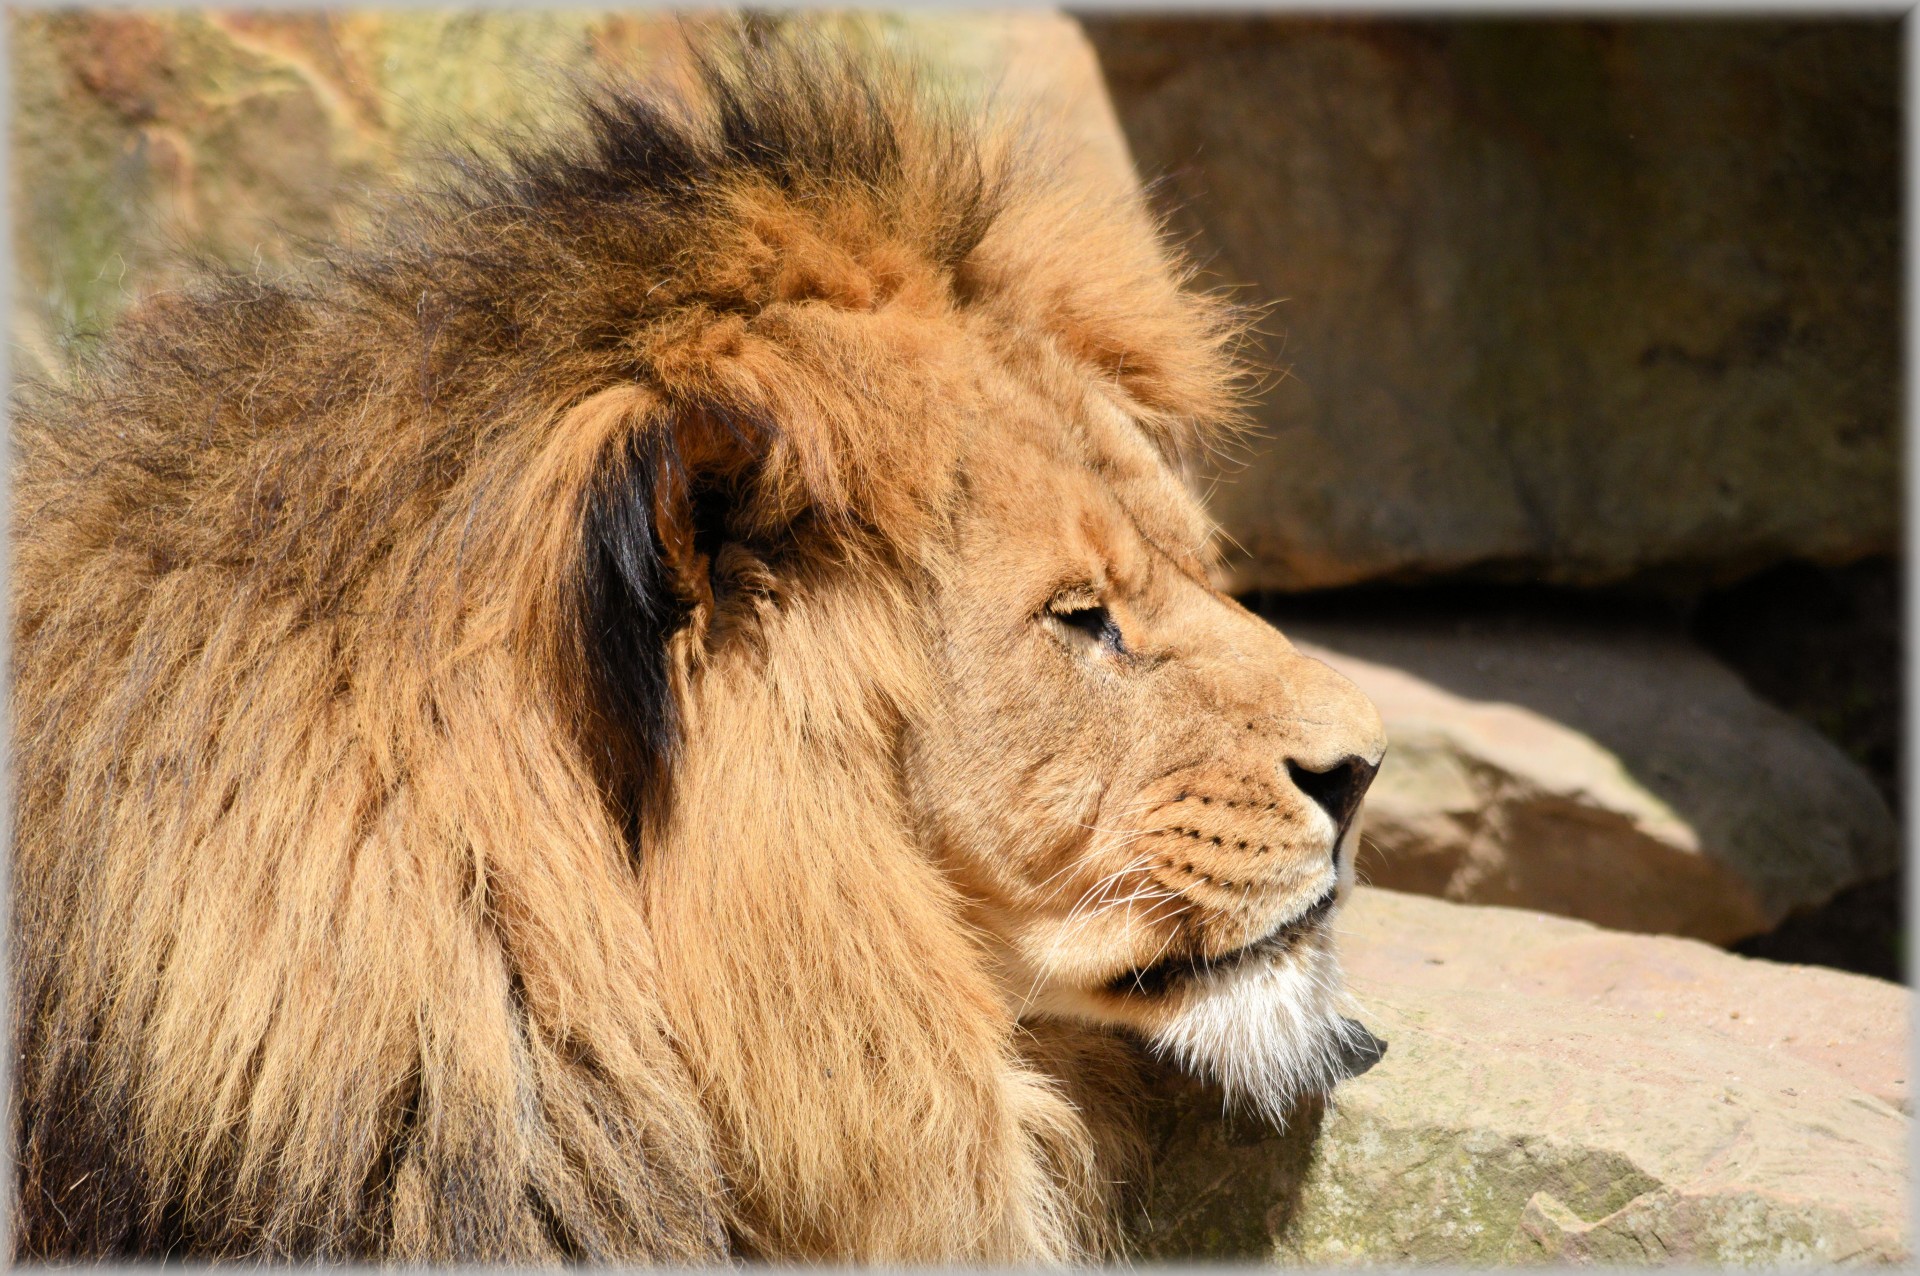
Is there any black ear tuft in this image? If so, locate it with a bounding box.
[581,431,695,838]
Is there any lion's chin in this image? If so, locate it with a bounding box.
[1144,940,1385,1129]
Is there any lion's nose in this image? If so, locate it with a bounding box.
[1285,754,1378,836]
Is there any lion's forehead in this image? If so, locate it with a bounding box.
[962,383,1214,582]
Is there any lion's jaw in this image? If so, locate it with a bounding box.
[990,820,1378,1127]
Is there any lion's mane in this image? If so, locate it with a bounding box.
[10,29,1238,1263]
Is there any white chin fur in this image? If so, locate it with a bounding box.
[1145,935,1365,1129]
[1149,820,1373,1125]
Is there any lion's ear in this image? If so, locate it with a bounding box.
[576,397,771,833]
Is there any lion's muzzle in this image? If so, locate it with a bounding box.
[1104,882,1340,998]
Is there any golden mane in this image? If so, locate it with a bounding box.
[11,28,1244,1261]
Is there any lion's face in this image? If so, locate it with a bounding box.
[906,343,1387,1121]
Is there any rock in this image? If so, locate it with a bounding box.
[1341,887,1909,1115]
[1136,887,1910,1264]
[10,11,1129,376]
[1082,18,1899,591]
[1265,604,1899,944]
[11,11,638,374]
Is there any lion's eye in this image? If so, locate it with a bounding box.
[1051,602,1124,653]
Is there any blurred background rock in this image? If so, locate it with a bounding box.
[11,10,1906,1263]
[1086,18,1897,596]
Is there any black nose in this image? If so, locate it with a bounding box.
[1286,754,1378,835]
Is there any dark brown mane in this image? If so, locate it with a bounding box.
[11,21,1242,1262]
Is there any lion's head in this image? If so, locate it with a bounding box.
[11,27,1383,1265]
[909,374,1387,1118]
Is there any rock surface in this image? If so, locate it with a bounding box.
[10,10,1133,375]
[1266,605,1899,945]
[1084,18,1899,592]
[1137,887,1910,1264]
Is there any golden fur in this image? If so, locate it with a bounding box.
[10,28,1385,1262]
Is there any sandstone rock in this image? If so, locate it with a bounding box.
[1137,888,1910,1264]
[1268,606,1898,944]
[10,11,1128,375]
[1084,18,1899,591]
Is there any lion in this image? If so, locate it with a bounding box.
[10,28,1387,1263]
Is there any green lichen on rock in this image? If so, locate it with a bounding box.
[1509,1186,1872,1265]
[1275,1110,1664,1264]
